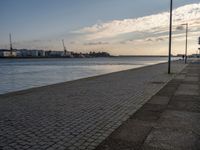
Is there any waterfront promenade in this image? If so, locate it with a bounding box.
[0,61,186,150]
[96,60,200,150]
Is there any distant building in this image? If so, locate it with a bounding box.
[0,49,17,57]
[38,50,45,57]
[45,50,64,57]
[0,48,111,58]
[45,50,73,57]
[191,54,200,58]
[16,49,45,57]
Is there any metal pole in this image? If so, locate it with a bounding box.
[185,23,188,64]
[9,33,13,51]
[168,0,173,74]
[9,33,13,56]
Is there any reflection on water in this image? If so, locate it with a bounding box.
[0,57,171,94]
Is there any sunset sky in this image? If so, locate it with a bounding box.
[0,0,200,55]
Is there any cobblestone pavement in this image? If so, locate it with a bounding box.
[0,61,186,150]
[95,59,200,150]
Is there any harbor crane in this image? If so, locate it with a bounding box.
[62,39,67,56]
[9,33,13,55]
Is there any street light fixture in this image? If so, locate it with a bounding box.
[181,23,188,64]
[168,0,173,74]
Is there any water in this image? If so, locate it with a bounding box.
[0,57,173,94]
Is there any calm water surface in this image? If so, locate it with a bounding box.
[0,57,173,94]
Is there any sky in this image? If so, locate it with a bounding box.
[0,0,200,55]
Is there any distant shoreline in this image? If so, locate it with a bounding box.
[0,55,179,59]
[0,56,112,59]
[117,55,175,57]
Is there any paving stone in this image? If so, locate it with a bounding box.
[143,128,200,150]
[185,76,199,82]
[130,103,166,122]
[147,96,170,105]
[157,110,200,134]
[175,84,199,96]
[168,95,200,113]
[157,85,177,97]
[174,74,185,80]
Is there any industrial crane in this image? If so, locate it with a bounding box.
[62,39,67,56]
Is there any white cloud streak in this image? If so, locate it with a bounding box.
[75,3,200,40]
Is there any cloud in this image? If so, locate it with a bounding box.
[70,41,76,45]
[75,3,200,40]
[122,35,168,44]
[120,29,200,45]
[84,41,109,46]
[176,26,185,30]
[146,37,165,42]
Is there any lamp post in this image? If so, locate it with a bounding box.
[181,23,188,64]
[168,0,173,74]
